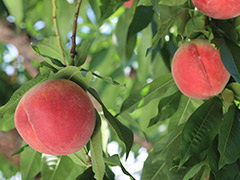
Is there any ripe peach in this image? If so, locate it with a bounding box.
[192,0,240,19]
[14,79,95,155]
[124,0,134,8]
[171,39,230,99]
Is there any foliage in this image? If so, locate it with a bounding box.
[0,0,240,179]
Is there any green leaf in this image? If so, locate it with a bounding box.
[183,161,206,180]
[183,16,206,38]
[218,106,240,169]
[0,113,15,131]
[90,111,105,180]
[21,147,41,180]
[41,155,84,180]
[36,36,65,63]
[104,155,135,179]
[180,97,223,166]
[75,39,91,67]
[11,144,29,156]
[148,90,181,127]
[88,88,133,159]
[0,154,18,179]
[220,39,240,83]
[50,66,91,91]
[152,8,185,49]
[115,5,136,61]
[221,88,234,105]
[67,150,88,167]
[32,45,66,69]
[168,96,203,130]
[0,73,47,119]
[80,68,126,87]
[228,82,240,100]
[120,73,176,114]
[152,125,183,163]
[100,0,125,21]
[56,0,75,43]
[136,24,152,83]
[142,159,168,180]
[76,167,95,180]
[207,136,219,179]
[158,0,187,6]
[3,0,23,26]
[127,5,154,39]
[215,161,240,180]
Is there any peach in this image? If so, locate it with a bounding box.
[124,0,134,8]
[14,79,95,155]
[192,0,240,19]
[171,39,230,99]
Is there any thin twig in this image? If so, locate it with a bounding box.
[70,0,82,64]
[83,147,92,164]
[52,0,66,64]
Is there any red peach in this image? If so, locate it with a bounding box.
[171,39,230,99]
[192,0,240,19]
[15,79,95,155]
[124,0,134,8]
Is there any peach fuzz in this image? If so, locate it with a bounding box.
[14,79,96,155]
[171,39,230,99]
[192,0,240,19]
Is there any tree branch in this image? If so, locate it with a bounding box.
[70,0,82,64]
[52,0,66,64]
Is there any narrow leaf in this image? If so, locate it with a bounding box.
[76,167,95,180]
[11,144,29,156]
[67,150,88,167]
[218,106,240,169]
[88,88,133,159]
[41,155,82,180]
[168,96,203,130]
[104,155,135,180]
[36,36,64,62]
[228,82,240,100]
[207,137,219,178]
[220,39,240,83]
[81,68,126,87]
[3,0,23,26]
[142,155,168,180]
[120,73,176,114]
[180,97,223,166]
[75,39,91,67]
[100,0,125,21]
[148,90,181,127]
[21,147,41,180]
[90,111,105,180]
[183,161,206,180]
[32,45,65,69]
[0,73,47,118]
[127,6,154,40]
[152,8,185,49]
[50,66,90,90]
[159,0,187,6]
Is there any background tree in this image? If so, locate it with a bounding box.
[0,0,240,179]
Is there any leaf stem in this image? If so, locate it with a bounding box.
[52,0,66,64]
[83,146,92,164]
[70,0,82,65]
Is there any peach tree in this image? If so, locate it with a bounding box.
[0,0,240,179]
